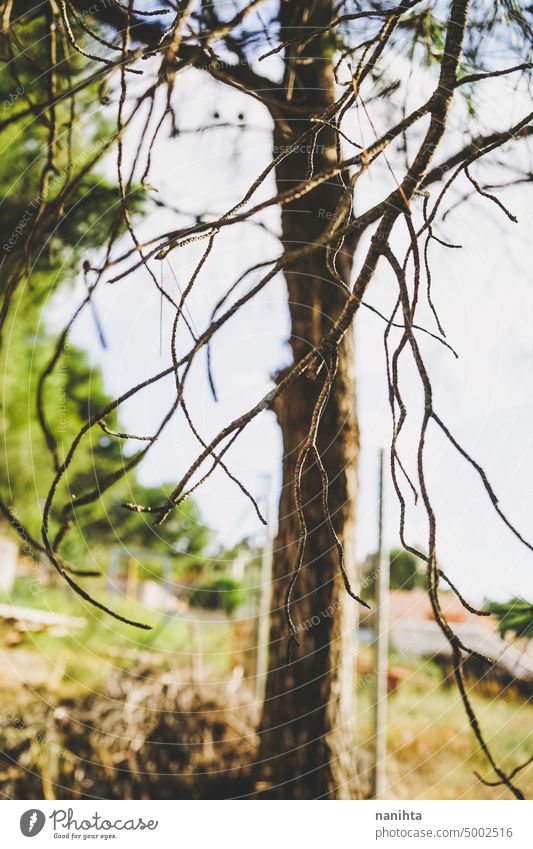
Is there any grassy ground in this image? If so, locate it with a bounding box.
[357,655,533,800]
[1,580,531,799]
[0,579,234,695]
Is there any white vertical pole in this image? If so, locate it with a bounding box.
[255,475,273,704]
[371,448,390,799]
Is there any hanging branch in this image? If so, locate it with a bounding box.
[1,0,532,797]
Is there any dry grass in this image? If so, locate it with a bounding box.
[357,661,533,800]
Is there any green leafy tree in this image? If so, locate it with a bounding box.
[363,547,424,597]
[188,576,244,617]
[0,13,209,578]
[389,548,426,591]
[487,599,533,640]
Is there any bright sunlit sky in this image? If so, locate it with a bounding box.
[50,53,533,606]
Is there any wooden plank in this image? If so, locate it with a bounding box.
[0,603,85,629]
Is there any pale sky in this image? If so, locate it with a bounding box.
[52,59,533,606]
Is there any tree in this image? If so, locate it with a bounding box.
[0,11,209,585]
[487,599,533,640]
[188,576,245,616]
[363,548,423,596]
[1,0,532,798]
[390,548,424,590]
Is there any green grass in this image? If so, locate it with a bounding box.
[357,654,533,800]
[0,578,234,693]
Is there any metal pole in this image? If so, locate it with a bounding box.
[255,475,273,704]
[371,448,390,799]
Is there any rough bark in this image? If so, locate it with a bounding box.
[256,1,362,799]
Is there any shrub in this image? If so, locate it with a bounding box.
[187,577,244,616]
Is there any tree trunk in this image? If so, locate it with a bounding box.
[257,2,362,799]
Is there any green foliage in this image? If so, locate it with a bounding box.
[402,8,446,66]
[68,484,210,574]
[0,577,234,689]
[389,548,420,591]
[0,294,211,571]
[397,1,532,117]
[363,547,424,598]
[187,577,244,616]
[486,599,533,640]
[0,12,209,578]
[0,18,123,271]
